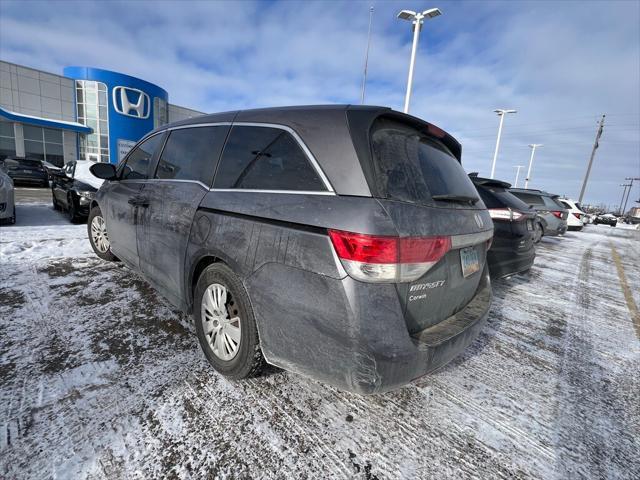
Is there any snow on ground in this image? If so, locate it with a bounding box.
[1,195,639,479]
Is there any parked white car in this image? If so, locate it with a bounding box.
[558,198,586,231]
[0,167,16,225]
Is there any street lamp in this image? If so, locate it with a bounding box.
[397,8,442,113]
[513,165,525,188]
[524,144,543,189]
[490,109,517,179]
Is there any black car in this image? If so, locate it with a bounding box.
[593,213,618,226]
[470,175,536,278]
[51,160,102,222]
[1,156,49,187]
[87,105,494,394]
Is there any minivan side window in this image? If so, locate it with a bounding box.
[120,134,163,180]
[213,126,326,191]
[155,126,227,186]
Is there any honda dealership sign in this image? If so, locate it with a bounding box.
[112,86,150,119]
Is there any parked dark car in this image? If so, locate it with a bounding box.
[51,160,103,223]
[509,188,568,238]
[0,156,49,187]
[87,105,494,394]
[470,175,536,278]
[593,213,618,226]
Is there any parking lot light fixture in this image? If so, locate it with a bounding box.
[524,144,543,189]
[490,109,517,179]
[397,8,442,113]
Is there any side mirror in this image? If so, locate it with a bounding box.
[90,163,117,180]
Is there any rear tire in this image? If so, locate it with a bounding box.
[194,263,265,379]
[87,205,117,261]
[533,221,543,243]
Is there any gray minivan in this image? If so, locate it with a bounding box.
[88,105,493,394]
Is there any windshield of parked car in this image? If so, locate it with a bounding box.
[370,118,479,206]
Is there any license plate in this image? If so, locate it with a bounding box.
[527,219,533,231]
[460,247,480,278]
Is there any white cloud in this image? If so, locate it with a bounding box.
[0,0,638,207]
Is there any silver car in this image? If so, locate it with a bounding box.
[0,168,16,224]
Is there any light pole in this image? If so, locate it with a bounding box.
[524,144,543,189]
[490,109,517,178]
[513,165,525,188]
[397,8,442,113]
[360,6,374,104]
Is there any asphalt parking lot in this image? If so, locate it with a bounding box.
[1,189,639,479]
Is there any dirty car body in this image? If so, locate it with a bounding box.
[509,188,568,237]
[92,105,493,394]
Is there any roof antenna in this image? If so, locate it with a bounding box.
[360,6,374,105]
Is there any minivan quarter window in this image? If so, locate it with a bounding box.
[120,133,164,180]
[155,126,228,186]
[213,125,327,191]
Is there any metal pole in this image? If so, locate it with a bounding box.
[490,113,505,179]
[578,114,605,203]
[360,6,374,105]
[622,178,639,214]
[403,14,423,113]
[524,145,541,189]
[618,184,629,215]
[514,165,523,188]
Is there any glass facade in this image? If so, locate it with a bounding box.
[23,125,64,166]
[154,97,168,129]
[76,80,109,162]
[0,120,15,160]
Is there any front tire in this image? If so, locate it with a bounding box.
[67,194,82,223]
[194,263,265,379]
[87,205,117,261]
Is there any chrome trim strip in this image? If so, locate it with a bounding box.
[451,230,494,249]
[209,188,335,196]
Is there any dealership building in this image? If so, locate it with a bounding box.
[0,60,203,166]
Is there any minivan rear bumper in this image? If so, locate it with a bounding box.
[249,263,491,395]
[347,267,491,394]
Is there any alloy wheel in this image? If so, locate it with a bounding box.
[201,283,242,361]
[90,215,110,253]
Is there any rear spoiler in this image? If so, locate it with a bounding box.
[468,173,511,189]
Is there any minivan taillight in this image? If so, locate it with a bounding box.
[328,230,451,283]
[551,211,563,219]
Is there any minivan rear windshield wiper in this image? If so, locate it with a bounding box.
[432,194,479,205]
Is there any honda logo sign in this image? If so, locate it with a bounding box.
[112,86,150,119]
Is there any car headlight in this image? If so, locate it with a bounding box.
[78,191,95,205]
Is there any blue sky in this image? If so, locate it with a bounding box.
[1,0,638,208]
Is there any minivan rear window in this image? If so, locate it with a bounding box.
[478,186,531,211]
[370,118,479,205]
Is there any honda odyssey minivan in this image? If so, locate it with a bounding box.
[88,105,493,394]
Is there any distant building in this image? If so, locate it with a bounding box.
[0,60,203,166]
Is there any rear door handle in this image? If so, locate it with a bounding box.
[128,195,149,207]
